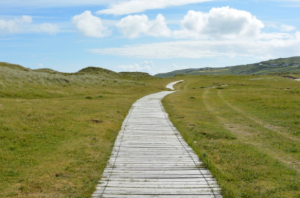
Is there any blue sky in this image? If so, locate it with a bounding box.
[0,0,299,75]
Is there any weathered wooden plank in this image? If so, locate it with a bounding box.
[99,181,219,185]
[112,158,198,162]
[114,152,196,156]
[105,175,214,179]
[97,195,222,198]
[99,178,218,182]
[97,183,220,188]
[104,168,210,174]
[98,188,220,194]
[106,165,204,169]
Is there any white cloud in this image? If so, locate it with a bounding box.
[118,60,153,72]
[148,14,171,37]
[280,24,296,32]
[0,16,31,34]
[0,16,59,35]
[265,22,297,32]
[117,14,171,38]
[90,32,300,60]
[264,21,278,29]
[35,23,60,34]
[0,0,115,8]
[259,32,293,40]
[117,15,149,38]
[97,0,213,15]
[72,11,110,38]
[175,7,265,39]
[296,31,300,39]
[101,19,119,27]
[275,0,300,6]
[116,7,268,40]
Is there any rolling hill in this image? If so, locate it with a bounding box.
[155,56,300,77]
[0,62,155,79]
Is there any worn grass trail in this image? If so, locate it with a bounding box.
[203,88,300,173]
[92,81,222,198]
[163,75,300,197]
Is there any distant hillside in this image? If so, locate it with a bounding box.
[0,62,157,99]
[119,72,154,79]
[155,57,300,77]
[0,62,30,71]
[34,68,63,74]
[0,62,155,79]
[78,66,117,75]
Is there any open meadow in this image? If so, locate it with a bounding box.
[1,62,300,198]
[163,75,300,197]
[0,63,178,198]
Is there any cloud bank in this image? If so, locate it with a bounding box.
[0,0,114,8]
[78,6,299,63]
[115,7,266,40]
[118,60,153,72]
[90,32,300,60]
[175,7,265,39]
[117,14,171,38]
[280,24,296,32]
[0,16,59,35]
[97,0,213,15]
[74,7,297,41]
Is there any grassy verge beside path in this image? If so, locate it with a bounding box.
[0,64,180,198]
[163,75,300,197]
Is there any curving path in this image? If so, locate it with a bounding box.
[92,81,222,198]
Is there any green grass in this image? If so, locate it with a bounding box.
[3,61,300,197]
[163,75,300,197]
[0,63,177,197]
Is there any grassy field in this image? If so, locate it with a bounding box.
[0,63,178,198]
[2,61,300,198]
[163,75,300,197]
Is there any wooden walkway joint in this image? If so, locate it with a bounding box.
[92,81,222,198]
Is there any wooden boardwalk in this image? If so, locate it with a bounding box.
[92,81,222,198]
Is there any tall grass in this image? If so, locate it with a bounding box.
[0,66,147,99]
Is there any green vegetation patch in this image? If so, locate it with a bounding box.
[163,75,300,197]
[0,62,176,198]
